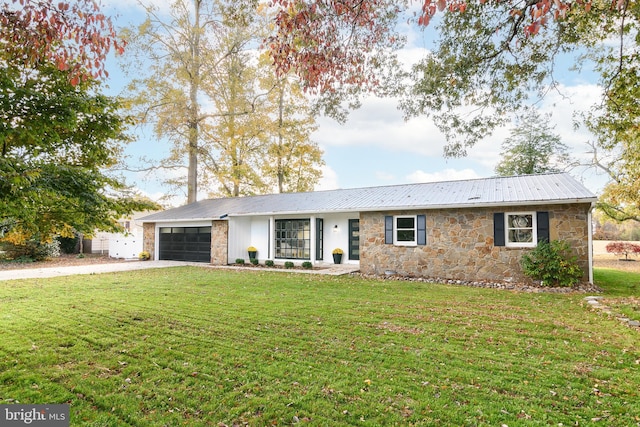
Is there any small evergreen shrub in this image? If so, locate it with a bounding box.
[3,239,61,261]
[39,239,61,259]
[521,240,583,287]
[302,261,313,269]
[250,258,259,265]
[58,235,79,254]
[10,255,34,264]
[235,258,245,264]
[265,260,275,267]
[284,261,294,269]
[139,251,151,260]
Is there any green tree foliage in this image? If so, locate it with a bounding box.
[399,0,598,156]
[495,110,572,176]
[268,0,639,220]
[0,65,157,245]
[0,1,158,248]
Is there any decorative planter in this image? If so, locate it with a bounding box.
[332,253,343,264]
[248,250,257,259]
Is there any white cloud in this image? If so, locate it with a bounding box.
[375,171,396,181]
[315,165,340,191]
[406,168,481,183]
[315,96,447,157]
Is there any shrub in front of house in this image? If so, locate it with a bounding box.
[235,258,245,265]
[58,235,79,254]
[250,258,259,265]
[265,260,274,267]
[284,261,294,269]
[302,261,313,269]
[520,240,583,287]
[1,239,60,261]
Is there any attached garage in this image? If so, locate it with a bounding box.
[158,226,211,262]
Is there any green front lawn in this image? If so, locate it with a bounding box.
[594,267,640,297]
[1,267,638,426]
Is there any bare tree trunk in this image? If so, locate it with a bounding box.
[187,0,202,204]
[277,84,285,193]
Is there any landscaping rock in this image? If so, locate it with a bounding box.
[358,272,602,294]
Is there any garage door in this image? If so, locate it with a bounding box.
[158,227,211,262]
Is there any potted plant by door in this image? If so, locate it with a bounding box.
[247,246,257,260]
[332,248,343,264]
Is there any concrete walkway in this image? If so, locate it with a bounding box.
[0,260,360,281]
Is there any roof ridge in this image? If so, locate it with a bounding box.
[198,172,572,203]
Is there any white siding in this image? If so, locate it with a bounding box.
[228,217,251,261]
[250,219,270,260]
[321,214,359,264]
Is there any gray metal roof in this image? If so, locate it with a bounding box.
[140,173,597,222]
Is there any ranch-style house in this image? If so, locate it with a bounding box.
[140,172,597,284]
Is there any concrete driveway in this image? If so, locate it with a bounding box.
[0,260,199,281]
[0,260,360,281]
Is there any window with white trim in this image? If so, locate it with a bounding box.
[394,215,417,246]
[505,213,537,247]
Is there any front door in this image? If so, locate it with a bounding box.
[348,219,360,260]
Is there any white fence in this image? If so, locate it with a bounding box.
[109,234,143,259]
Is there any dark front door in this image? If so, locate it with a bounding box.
[348,219,359,260]
[158,226,211,262]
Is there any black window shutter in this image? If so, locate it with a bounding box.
[494,213,505,247]
[417,214,426,245]
[537,211,550,243]
[385,216,393,244]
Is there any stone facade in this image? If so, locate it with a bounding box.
[210,220,228,265]
[143,223,155,260]
[360,203,592,283]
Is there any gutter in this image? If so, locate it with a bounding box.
[139,217,223,223]
[226,198,599,218]
[588,201,596,284]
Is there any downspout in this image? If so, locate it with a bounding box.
[588,202,595,284]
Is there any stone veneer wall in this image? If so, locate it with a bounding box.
[210,220,228,265]
[143,223,155,260]
[360,203,592,283]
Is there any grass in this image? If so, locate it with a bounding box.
[0,267,638,426]
[593,268,640,297]
[593,268,640,323]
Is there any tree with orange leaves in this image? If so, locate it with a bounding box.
[0,0,124,84]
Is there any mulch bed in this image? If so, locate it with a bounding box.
[0,253,127,271]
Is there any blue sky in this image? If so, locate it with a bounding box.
[102,1,610,207]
